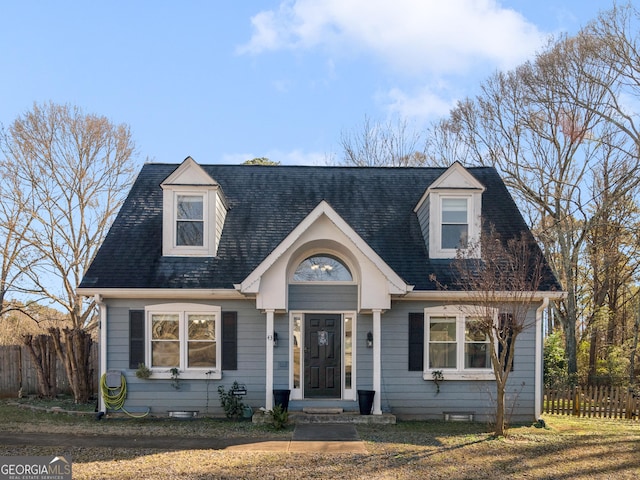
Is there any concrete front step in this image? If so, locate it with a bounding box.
[253,411,396,424]
[292,412,396,424]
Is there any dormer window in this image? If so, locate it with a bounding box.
[176,194,204,246]
[414,162,485,259]
[441,197,469,249]
[161,157,227,257]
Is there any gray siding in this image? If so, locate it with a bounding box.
[105,298,266,415]
[380,300,537,422]
[416,195,430,252]
[288,284,358,311]
[103,294,539,421]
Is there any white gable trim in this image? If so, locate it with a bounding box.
[414,162,485,213]
[239,200,412,305]
[161,156,218,186]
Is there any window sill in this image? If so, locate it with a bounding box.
[423,370,494,381]
[142,370,222,380]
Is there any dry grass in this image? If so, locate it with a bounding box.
[0,400,638,479]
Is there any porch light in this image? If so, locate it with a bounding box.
[273,331,279,347]
[367,331,373,348]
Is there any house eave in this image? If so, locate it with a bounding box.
[399,290,566,301]
[76,287,246,300]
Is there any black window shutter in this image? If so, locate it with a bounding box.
[222,311,238,371]
[129,310,145,369]
[408,312,424,371]
[498,313,515,372]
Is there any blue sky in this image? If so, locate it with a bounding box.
[0,1,611,168]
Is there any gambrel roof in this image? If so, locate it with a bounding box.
[79,162,560,292]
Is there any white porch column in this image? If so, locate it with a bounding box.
[535,298,549,419]
[372,309,382,415]
[265,309,275,410]
[95,295,107,413]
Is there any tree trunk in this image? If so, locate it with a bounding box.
[49,327,93,403]
[22,334,57,398]
[495,381,506,437]
[588,326,598,383]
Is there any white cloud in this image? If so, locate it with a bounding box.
[238,0,546,75]
[384,86,455,121]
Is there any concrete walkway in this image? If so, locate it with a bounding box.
[0,424,367,454]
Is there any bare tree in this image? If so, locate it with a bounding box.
[338,115,428,166]
[0,155,38,315]
[452,227,546,436]
[429,24,640,381]
[0,102,137,402]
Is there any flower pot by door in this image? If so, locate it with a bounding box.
[357,389,375,415]
[273,389,291,411]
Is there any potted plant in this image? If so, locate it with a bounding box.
[135,363,152,379]
[432,370,444,393]
[170,367,181,390]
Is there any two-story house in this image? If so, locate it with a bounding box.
[78,158,561,421]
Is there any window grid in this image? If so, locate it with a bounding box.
[427,313,493,372]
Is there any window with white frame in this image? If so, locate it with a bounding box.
[424,190,482,259]
[441,197,469,249]
[162,186,222,257]
[146,304,221,372]
[176,194,204,246]
[425,307,492,377]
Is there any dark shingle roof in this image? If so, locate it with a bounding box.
[80,163,560,291]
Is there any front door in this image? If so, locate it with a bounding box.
[304,314,341,398]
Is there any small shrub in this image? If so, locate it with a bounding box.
[269,404,289,430]
[135,363,151,379]
[169,368,181,390]
[217,381,246,419]
[432,370,444,393]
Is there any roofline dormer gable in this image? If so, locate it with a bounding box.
[414,162,484,260]
[161,157,227,257]
[414,162,485,213]
[161,156,219,187]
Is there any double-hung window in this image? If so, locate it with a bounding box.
[146,304,221,378]
[176,194,204,247]
[441,197,469,249]
[424,307,493,379]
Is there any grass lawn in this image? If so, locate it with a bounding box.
[0,400,638,479]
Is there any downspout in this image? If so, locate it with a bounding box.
[95,294,107,414]
[535,296,549,419]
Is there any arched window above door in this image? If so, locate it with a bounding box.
[292,254,353,282]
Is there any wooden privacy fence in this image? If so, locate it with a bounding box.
[0,344,98,398]
[544,386,640,420]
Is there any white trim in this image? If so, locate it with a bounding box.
[429,191,482,259]
[240,200,411,295]
[160,157,226,258]
[288,310,358,401]
[399,291,566,301]
[372,309,382,415]
[144,303,222,380]
[76,288,245,299]
[414,162,485,212]
[289,251,357,285]
[535,297,549,419]
[95,295,107,414]
[422,305,495,380]
[162,186,218,257]
[265,309,275,410]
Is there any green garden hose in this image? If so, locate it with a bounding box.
[100,372,150,418]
